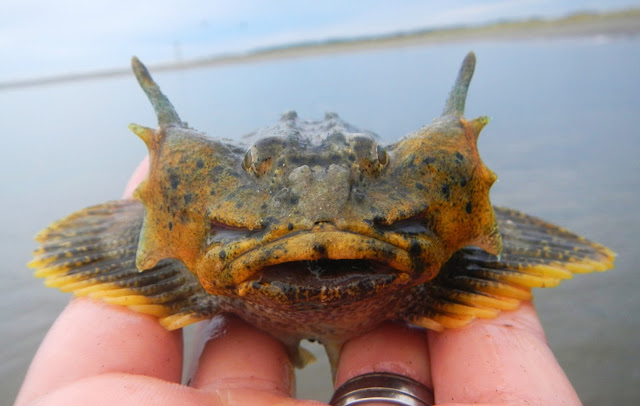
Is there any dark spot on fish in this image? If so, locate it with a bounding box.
[196,159,204,169]
[373,216,386,225]
[169,174,180,189]
[415,182,424,190]
[261,216,276,228]
[289,194,299,205]
[409,241,422,257]
[219,250,226,260]
[313,244,327,256]
[441,184,450,199]
[460,177,467,187]
[422,156,436,165]
[288,223,294,230]
[411,256,428,275]
[465,201,472,214]
[184,193,193,204]
[168,221,173,230]
[455,151,464,162]
[377,248,396,260]
[406,154,416,169]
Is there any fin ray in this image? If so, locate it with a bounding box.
[404,207,614,330]
[30,200,219,330]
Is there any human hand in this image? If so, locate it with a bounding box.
[336,301,581,405]
[16,158,581,405]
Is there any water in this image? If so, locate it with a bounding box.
[1,38,639,404]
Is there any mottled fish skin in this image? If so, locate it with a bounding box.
[29,53,615,371]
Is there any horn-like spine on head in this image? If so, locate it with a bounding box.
[443,52,490,143]
[440,52,501,256]
[442,52,476,117]
[128,58,189,272]
[131,57,183,128]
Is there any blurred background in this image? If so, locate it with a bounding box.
[1,1,639,404]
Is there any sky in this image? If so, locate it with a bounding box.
[1,0,638,81]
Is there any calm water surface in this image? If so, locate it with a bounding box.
[1,38,639,404]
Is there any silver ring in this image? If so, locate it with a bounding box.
[330,372,434,406]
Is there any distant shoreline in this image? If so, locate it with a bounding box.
[2,8,639,91]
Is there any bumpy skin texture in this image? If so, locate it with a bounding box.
[30,53,614,368]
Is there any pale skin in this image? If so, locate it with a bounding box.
[16,158,582,406]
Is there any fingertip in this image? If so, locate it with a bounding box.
[16,297,183,406]
[335,321,432,390]
[190,316,294,397]
[428,302,580,405]
[123,156,149,198]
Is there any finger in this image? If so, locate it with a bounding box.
[27,372,325,406]
[335,321,432,390]
[428,301,580,405]
[21,373,209,406]
[190,316,321,405]
[123,156,149,198]
[15,297,183,406]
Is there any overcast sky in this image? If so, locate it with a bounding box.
[1,0,638,80]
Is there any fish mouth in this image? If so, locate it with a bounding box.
[237,259,410,305]
[199,226,441,304]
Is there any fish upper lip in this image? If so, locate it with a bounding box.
[201,228,421,288]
